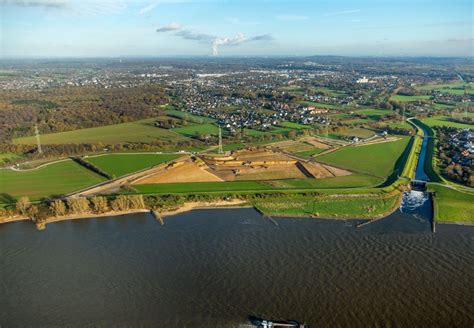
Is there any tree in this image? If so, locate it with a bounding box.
[90,196,109,214]
[27,205,39,220]
[129,195,145,209]
[16,197,30,216]
[111,195,130,212]
[67,197,90,214]
[50,200,66,217]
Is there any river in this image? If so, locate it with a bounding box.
[1,129,473,327]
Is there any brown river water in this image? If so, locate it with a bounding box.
[1,206,473,327]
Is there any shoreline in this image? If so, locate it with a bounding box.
[1,196,473,229]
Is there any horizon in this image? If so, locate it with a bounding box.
[1,0,473,58]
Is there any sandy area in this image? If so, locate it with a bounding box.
[137,161,223,184]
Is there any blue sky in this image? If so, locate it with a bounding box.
[1,0,472,57]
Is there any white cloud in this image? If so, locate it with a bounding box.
[156,22,182,32]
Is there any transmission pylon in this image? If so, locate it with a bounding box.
[35,124,43,155]
[218,126,223,154]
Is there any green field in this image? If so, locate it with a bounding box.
[0,153,24,165]
[391,95,431,102]
[313,87,347,97]
[13,118,185,145]
[0,160,105,203]
[132,173,384,196]
[422,116,473,129]
[429,184,474,223]
[294,148,326,158]
[254,193,400,219]
[377,121,414,130]
[279,121,310,130]
[165,109,215,123]
[354,109,392,120]
[134,181,271,194]
[173,123,219,137]
[86,153,180,177]
[317,137,411,178]
[418,82,474,95]
[263,174,383,189]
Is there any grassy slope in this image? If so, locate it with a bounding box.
[133,174,384,195]
[428,184,474,223]
[0,153,24,165]
[0,160,105,203]
[13,118,185,145]
[317,137,410,178]
[254,193,400,219]
[86,154,180,177]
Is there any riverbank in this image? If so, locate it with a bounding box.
[1,195,408,230]
[0,199,253,230]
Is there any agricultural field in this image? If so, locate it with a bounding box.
[429,184,474,223]
[390,95,431,102]
[332,128,376,139]
[13,118,184,145]
[0,159,105,203]
[317,137,411,178]
[422,116,474,129]
[417,81,474,95]
[85,153,180,178]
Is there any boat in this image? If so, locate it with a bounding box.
[249,315,309,328]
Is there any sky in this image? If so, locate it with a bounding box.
[1,0,473,58]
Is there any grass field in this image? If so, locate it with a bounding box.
[133,181,271,194]
[0,160,105,203]
[417,82,474,95]
[165,109,215,123]
[354,109,392,120]
[313,87,347,97]
[390,95,431,102]
[263,174,383,189]
[254,193,400,218]
[294,148,326,158]
[422,116,474,129]
[173,123,218,137]
[86,153,180,177]
[279,121,310,130]
[0,153,24,165]
[13,118,185,145]
[429,184,474,223]
[317,137,411,178]
[377,121,414,130]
